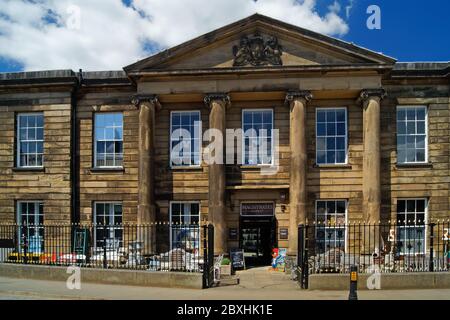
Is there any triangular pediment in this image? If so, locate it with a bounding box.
[124,14,395,74]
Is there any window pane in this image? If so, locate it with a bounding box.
[336,110,345,122]
[406,148,415,162]
[115,141,123,154]
[326,123,335,136]
[263,111,271,123]
[416,200,425,213]
[397,109,406,121]
[416,121,425,135]
[397,136,406,149]
[416,149,425,162]
[407,109,415,120]
[397,149,406,164]
[326,137,335,150]
[397,121,406,135]
[406,121,415,134]
[317,111,326,122]
[406,135,415,149]
[336,137,345,150]
[327,201,336,214]
[317,137,326,150]
[28,129,35,140]
[317,150,326,164]
[326,151,335,164]
[326,110,335,122]
[105,128,114,140]
[416,108,425,120]
[317,201,326,215]
[106,141,114,153]
[336,122,345,136]
[253,112,262,123]
[336,151,346,163]
[95,127,104,140]
[317,123,326,136]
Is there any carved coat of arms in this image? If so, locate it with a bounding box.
[232,33,283,67]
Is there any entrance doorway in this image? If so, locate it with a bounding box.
[240,217,276,266]
[239,201,276,266]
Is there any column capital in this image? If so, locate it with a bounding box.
[131,94,161,110]
[285,90,313,104]
[358,88,387,104]
[204,93,231,108]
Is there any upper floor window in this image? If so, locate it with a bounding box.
[316,108,347,165]
[170,111,201,167]
[396,199,426,255]
[94,113,123,168]
[17,113,44,168]
[397,106,427,164]
[242,109,273,165]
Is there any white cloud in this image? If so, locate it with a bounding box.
[0,0,350,71]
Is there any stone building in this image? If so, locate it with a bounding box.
[0,14,449,265]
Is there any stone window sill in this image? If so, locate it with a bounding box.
[313,163,352,169]
[395,162,433,169]
[170,166,203,171]
[239,165,273,170]
[12,167,45,173]
[90,167,125,173]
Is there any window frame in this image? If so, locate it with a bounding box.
[396,105,428,164]
[92,201,123,250]
[169,110,202,168]
[16,113,44,168]
[169,201,201,251]
[315,107,348,165]
[93,112,124,169]
[314,199,348,253]
[396,198,428,256]
[241,108,274,166]
[16,200,44,253]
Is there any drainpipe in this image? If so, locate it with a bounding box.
[70,69,81,224]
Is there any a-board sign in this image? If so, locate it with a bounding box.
[230,248,245,269]
[73,228,90,256]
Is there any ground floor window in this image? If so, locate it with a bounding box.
[315,200,347,253]
[170,202,200,251]
[17,201,44,253]
[93,202,123,250]
[396,199,427,255]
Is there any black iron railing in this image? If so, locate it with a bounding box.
[297,221,450,280]
[0,223,214,276]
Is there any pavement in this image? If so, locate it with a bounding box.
[0,266,450,300]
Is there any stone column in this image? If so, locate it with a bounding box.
[286,91,313,256]
[204,93,230,255]
[359,89,386,254]
[132,94,160,254]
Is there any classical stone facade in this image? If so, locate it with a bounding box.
[0,15,449,262]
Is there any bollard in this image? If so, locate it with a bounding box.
[348,265,358,300]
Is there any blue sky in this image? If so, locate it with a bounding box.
[0,0,448,72]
